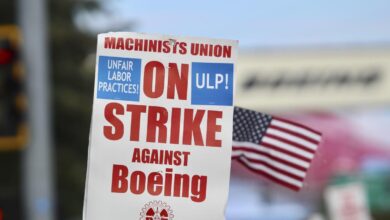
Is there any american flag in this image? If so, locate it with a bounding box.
[232,107,322,191]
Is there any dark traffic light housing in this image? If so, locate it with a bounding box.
[0,25,27,150]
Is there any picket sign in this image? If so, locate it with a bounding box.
[83,32,238,220]
[325,182,372,220]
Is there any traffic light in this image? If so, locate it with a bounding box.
[0,25,27,150]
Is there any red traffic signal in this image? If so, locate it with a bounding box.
[0,25,27,151]
[0,47,14,65]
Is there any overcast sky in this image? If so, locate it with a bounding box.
[98,0,390,48]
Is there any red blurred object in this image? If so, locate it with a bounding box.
[0,208,3,220]
[0,48,13,65]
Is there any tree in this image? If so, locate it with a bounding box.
[50,1,98,219]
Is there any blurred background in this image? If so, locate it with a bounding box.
[1,0,390,220]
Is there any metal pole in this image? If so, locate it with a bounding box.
[18,0,55,219]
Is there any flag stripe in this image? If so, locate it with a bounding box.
[231,150,306,178]
[259,141,312,163]
[239,156,304,186]
[232,143,310,169]
[231,150,306,177]
[264,133,316,154]
[272,117,322,136]
[232,146,309,173]
[232,147,310,176]
[232,146,308,172]
[269,125,320,145]
[243,157,305,181]
[237,157,303,191]
[262,136,315,159]
[266,129,318,150]
[271,119,321,141]
[232,107,322,191]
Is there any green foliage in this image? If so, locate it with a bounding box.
[50,0,97,218]
[0,1,15,24]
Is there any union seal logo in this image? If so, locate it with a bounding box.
[139,200,174,220]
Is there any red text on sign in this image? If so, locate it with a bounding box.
[131,148,191,166]
[111,164,207,202]
[103,103,223,147]
[143,61,188,100]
